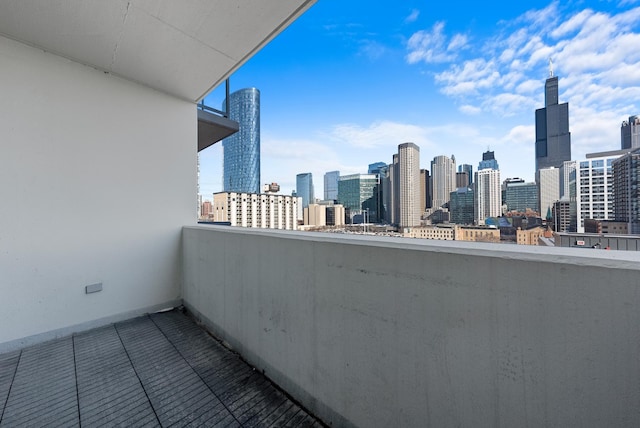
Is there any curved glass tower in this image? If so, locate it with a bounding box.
[222,88,260,193]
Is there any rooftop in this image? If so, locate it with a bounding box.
[0,309,321,427]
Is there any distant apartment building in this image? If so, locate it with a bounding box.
[475,168,501,225]
[456,226,500,243]
[456,172,469,189]
[304,203,345,227]
[200,200,213,219]
[536,167,560,220]
[398,143,422,228]
[621,115,640,150]
[338,173,378,223]
[584,219,628,234]
[516,226,546,245]
[553,197,572,232]
[576,150,625,233]
[431,155,456,209]
[404,224,455,240]
[323,170,340,201]
[263,182,280,193]
[560,160,576,199]
[325,204,346,227]
[612,148,640,233]
[449,187,474,225]
[212,192,299,230]
[304,203,325,227]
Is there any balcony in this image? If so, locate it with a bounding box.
[2,226,640,426]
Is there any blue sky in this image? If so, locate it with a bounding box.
[199,0,640,199]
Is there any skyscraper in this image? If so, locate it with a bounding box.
[621,115,640,150]
[536,167,560,221]
[613,148,640,234]
[296,172,314,208]
[535,68,571,171]
[458,164,473,187]
[337,174,378,223]
[450,187,474,225]
[575,150,625,233]
[431,155,456,209]
[324,170,340,201]
[222,88,261,193]
[559,160,576,199]
[398,143,421,228]
[420,169,431,211]
[368,162,386,175]
[478,150,499,170]
[475,169,501,225]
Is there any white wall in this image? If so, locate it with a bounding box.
[0,36,196,348]
[183,225,640,427]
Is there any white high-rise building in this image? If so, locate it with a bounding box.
[560,160,576,199]
[536,167,560,220]
[398,143,421,228]
[431,155,456,209]
[213,192,300,230]
[575,150,625,233]
[474,169,501,225]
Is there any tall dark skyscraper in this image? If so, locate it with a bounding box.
[535,67,571,172]
[222,88,260,193]
[621,115,640,149]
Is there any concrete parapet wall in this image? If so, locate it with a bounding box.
[183,225,640,427]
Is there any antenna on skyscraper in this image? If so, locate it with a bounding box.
[549,57,554,77]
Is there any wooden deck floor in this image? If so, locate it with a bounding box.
[0,310,322,427]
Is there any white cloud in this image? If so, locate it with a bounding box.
[460,105,482,115]
[551,9,593,38]
[328,120,433,149]
[405,9,420,24]
[405,22,467,64]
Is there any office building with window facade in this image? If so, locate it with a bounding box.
[450,187,474,225]
[505,181,539,214]
[575,151,624,233]
[337,174,379,223]
[324,170,340,201]
[296,172,315,208]
[613,148,640,234]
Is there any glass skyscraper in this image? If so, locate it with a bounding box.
[222,88,260,193]
[337,174,379,223]
[324,171,340,201]
[296,172,314,208]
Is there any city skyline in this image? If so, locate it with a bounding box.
[198,1,640,199]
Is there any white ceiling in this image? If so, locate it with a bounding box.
[0,0,316,102]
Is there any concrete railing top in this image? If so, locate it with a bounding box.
[184,224,640,270]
